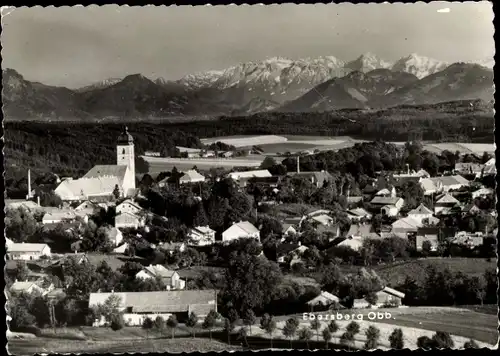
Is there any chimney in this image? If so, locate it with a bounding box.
[346,186,350,198]
[37,196,40,206]
[406,164,410,175]
[296,156,300,173]
[27,169,32,200]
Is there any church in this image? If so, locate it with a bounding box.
[54,127,137,201]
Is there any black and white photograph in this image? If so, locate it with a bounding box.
[2,2,497,353]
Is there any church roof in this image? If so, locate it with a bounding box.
[117,126,134,145]
[84,165,128,181]
[55,176,121,199]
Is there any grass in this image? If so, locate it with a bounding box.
[375,258,496,286]
[283,274,321,288]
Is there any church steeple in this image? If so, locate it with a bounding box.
[116,126,135,193]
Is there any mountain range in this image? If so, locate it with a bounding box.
[2,53,494,120]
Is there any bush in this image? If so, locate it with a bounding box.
[142,317,154,329]
[346,321,360,335]
[417,336,436,349]
[464,339,479,349]
[13,326,42,337]
[432,331,454,349]
[110,315,124,331]
[388,328,404,349]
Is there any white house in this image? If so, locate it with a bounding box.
[434,193,461,215]
[112,242,129,254]
[42,210,84,224]
[407,204,434,223]
[10,280,53,296]
[116,200,143,216]
[347,208,372,221]
[115,212,145,229]
[88,290,217,326]
[310,214,334,226]
[179,170,206,185]
[420,175,470,196]
[306,291,341,311]
[187,226,216,246]
[391,217,423,238]
[105,227,124,246]
[135,265,185,290]
[222,221,260,243]
[6,243,52,260]
[472,188,494,199]
[228,170,272,181]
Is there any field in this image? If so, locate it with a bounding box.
[374,257,496,286]
[142,155,265,172]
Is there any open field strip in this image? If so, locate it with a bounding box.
[142,155,264,172]
[235,308,496,349]
[200,135,288,147]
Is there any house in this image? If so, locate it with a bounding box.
[375,186,396,197]
[410,227,447,251]
[407,204,434,223]
[391,217,423,238]
[159,242,186,255]
[276,243,302,263]
[42,210,84,224]
[179,170,206,185]
[306,291,341,311]
[10,280,52,295]
[393,169,430,182]
[454,162,484,176]
[288,171,333,188]
[136,265,185,290]
[222,221,260,243]
[461,203,482,215]
[74,200,99,214]
[228,170,272,182]
[451,231,484,249]
[115,211,145,229]
[6,237,14,246]
[310,214,334,226]
[351,287,405,309]
[335,236,364,251]
[346,224,379,240]
[282,223,298,237]
[346,196,364,206]
[347,208,372,221]
[116,199,143,216]
[370,196,404,216]
[88,290,218,326]
[434,193,461,215]
[112,242,129,254]
[105,227,124,246]
[420,175,470,196]
[187,226,216,246]
[472,188,494,199]
[245,176,282,189]
[6,243,52,261]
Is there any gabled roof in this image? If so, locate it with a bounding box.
[180,170,205,182]
[55,176,121,199]
[10,281,37,292]
[347,208,371,217]
[370,196,402,205]
[346,196,363,203]
[142,265,177,278]
[228,170,272,180]
[88,290,218,313]
[436,193,460,204]
[347,224,377,238]
[392,217,422,229]
[42,210,77,221]
[375,188,391,196]
[83,165,128,180]
[380,286,405,299]
[306,291,340,305]
[408,204,433,215]
[276,243,301,257]
[7,243,49,253]
[311,214,333,225]
[472,188,494,195]
[192,226,215,235]
[225,221,259,235]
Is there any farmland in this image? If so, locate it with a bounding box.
[142,155,264,172]
[374,258,497,286]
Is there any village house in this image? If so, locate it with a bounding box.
[159,242,187,255]
[42,210,86,225]
[176,146,203,158]
[88,290,218,326]
[222,221,260,243]
[370,196,405,217]
[116,199,143,215]
[135,265,186,290]
[112,242,129,255]
[346,207,372,221]
[282,223,298,237]
[451,231,484,249]
[374,186,396,197]
[228,170,272,182]
[346,196,364,207]
[351,287,405,309]
[420,175,470,196]
[434,193,461,215]
[471,188,495,199]
[287,171,333,188]
[409,227,455,251]
[10,280,54,296]
[407,204,434,223]
[246,176,282,188]
[179,170,206,185]
[454,162,484,176]
[461,203,482,216]
[7,243,52,261]
[392,217,424,239]
[187,226,216,246]
[346,223,379,240]
[115,211,145,229]
[276,243,302,263]
[306,291,341,312]
[309,214,334,226]
[74,200,99,215]
[104,226,124,246]
[335,235,364,251]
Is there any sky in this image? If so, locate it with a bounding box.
[1,2,495,88]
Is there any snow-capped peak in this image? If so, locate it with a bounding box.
[75,77,122,92]
[345,53,392,72]
[391,53,448,79]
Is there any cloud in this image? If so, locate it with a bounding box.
[437,8,451,13]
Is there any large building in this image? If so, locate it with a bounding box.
[54,127,136,201]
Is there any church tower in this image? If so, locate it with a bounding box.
[117,126,136,192]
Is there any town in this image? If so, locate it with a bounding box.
[5,127,497,351]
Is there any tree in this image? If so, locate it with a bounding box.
[8,294,36,330]
[260,313,271,330]
[417,335,435,349]
[14,261,30,281]
[464,339,479,349]
[421,240,433,256]
[154,316,165,333]
[223,318,234,346]
[310,318,321,342]
[202,310,219,341]
[238,326,249,348]
[142,316,154,340]
[322,327,332,349]
[192,202,209,227]
[282,317,299,349]
[328,320,339,334]
[389,328,405,349]
[166,315,178,339]
[264,317,277,349]
[243,309,256,335]
[468,276,487,305]
[298,326,313,349]
[432,331,454,348]
[260,156,277,170]
[340,331,354,350]
[113,184,121,199]
[110,314,124,331]
[346,321,360,336]
[364,325,380,350]
[364,292,378,307]
[185,312,198,338]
